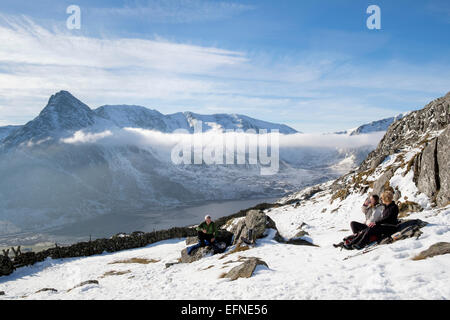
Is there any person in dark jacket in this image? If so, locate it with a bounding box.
[352,190,399,249]
[187,215,218,255]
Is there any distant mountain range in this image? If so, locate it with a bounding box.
[0,91,297,148]
[0,91,380,235]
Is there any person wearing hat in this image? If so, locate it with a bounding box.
[187,215,218,255]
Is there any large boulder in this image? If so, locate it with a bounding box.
[415,139,440,200]
[230,210,273,245]
[185,236,198,245]
[221,257,268,281]
[245,210,267,239]
[180,247,214,263]
[372,168,394,196]
[436,127,450,207]
[413,126,450,207]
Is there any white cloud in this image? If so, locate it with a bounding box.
[92,0,255,23]
[60,130,113,144]
[0,15,449,133]
[0,14,246,72]
[60,127,383,151]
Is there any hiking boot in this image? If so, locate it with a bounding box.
[333,242,344,248]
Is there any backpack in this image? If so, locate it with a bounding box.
[379,225,422,245]
[213,241,227,254]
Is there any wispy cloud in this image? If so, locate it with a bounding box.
[59,128,383,157]
[0,15,449,132]
[91,0,255,23]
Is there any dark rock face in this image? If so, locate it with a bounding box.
[413,242,450,261]
[222,257,268,281]
[0,255,14,276]
[415,139,439,200]
[436,127,450,207]
[413,126,450,206]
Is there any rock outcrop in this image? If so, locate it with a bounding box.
[221,257,268,281]
[180,247,214,263]
[413,126,450,207]
[330,92,450,208]
[67,280,99,292]
[412,242,450,261]
[436,127,450,206]
[372,168,394,196]
[229,210,272,245]
[359,92,450,172]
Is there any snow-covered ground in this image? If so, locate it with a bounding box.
[1,128,449,300]
[1,179,448,300]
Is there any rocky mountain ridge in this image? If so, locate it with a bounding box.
[1,91,298,150]
[296,91,450,210]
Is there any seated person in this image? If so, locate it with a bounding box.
[187,214,218,255]
[352,190,399,249]
[350,194,384,234]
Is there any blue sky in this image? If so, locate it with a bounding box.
[0,0,449,132]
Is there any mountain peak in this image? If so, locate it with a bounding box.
[1,91,96,148]
[42,90,91,116]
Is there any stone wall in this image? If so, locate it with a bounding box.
[1,226,198,276]
[1,201,281,277]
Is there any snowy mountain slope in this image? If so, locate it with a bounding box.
[1,92,100,150]
[0,184,448,299]
[94,106,299,134]
[0,91,380,235]
[336,113,408,136]
[0,93,449,300]
[1,91,298,151]
[0,125,21,142]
